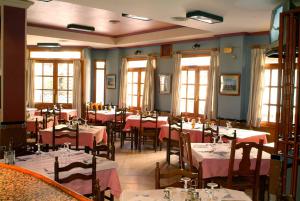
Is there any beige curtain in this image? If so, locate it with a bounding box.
[142,57,156,111]
[247,48,265,127]
[118,58,128,108]
[73,60,82,117]
[26,59,35,107]
[170,53,182,116]
[205,51,219,120]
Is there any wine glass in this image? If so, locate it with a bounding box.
[181,177,191,191]
[207,182,218,200]
[212,135,218,145]
[218,133,224,143]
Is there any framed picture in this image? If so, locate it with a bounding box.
[159,74,171,94]
[106,74,116,89]
[220,74,240,96]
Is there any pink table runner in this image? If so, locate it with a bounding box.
[124,115,168,130]
[191,143,271,179]
[159,123,268,144]
[35,109,77,121]
[40,125,107,148]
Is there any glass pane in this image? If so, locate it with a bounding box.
[181,71,187,84]
[180,99,186,113]
[188,71,195,84]
[68,91,73,104]
[34,77,42,89]
[295,69,298,86]
[181,56,211,66]
[43,77,53,89]
[199,86,207,99]
[294,88,296,107]
[58,63,68,76]
[133,84,138,95]
[34,90,42,102]
[140,96,143,106]
[187,99,194,113]
[68,78,73,90]
[43,90,53,103]
[58,77,68,90]
[269,105,277,122]
[132,96,138,107]
[43,63,53,76]
[126,95,132,106]
[270,88,278,104]
[34,63,43,76]
[127,72,132,83]
[30,51,81,59]
[187,85,195,99]
[293,107,296,124]
[96,70,104,103]
[140,84,144,95]
[271,69,278,86]
[133,72,138,83]
[200,71,208,85]
[127,60,147,68]
[58,91,68,103]
[180,85,187,98]
[69,64,74,76]
[198,100,206,115]
[96,61,105,69]
[141,72,145,83]
[264,69,270,86]
[262,87,270,104]
[127,84,132,95]
[261,105,269,122]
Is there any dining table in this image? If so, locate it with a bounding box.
[120,187,251,201]
[39,124,107,148]
[87,110,133,123]
[35,109,77,121]
[159,122,269,144]
[14,150,122,198]
[124,115,168,130]
[26,107,38,117]
[26,115,44,133]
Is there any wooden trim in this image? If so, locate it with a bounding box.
[181,53,211,58]
[126,57,147,61]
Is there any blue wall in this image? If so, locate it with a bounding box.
[89,34,269,120]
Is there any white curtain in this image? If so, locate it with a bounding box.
[73,60,82,117]
[118,58,128,108]
[142,57,156,111]
[247,48,265,127]
[170,53,182,116]
[205,51,220,120]
[26,59,35,107]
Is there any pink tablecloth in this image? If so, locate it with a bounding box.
[191,143,270,179]
[35,109,77,121]
[124,115,168,130]
[159,123,268,144]
[40,125,107,148]
[26,116,44,133]
[88,111,132,123]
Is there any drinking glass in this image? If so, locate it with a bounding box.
[181,177,191,191]
[207,182,218,200]
[218,133,224,143]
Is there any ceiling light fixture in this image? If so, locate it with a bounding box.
[67,24,95,32]
[37,43,61,48]
[37,0,53,2]
[186,10,223,24]
[122,13,151,21]
[109,20,121,24]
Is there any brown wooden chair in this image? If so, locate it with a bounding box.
[178,131,194,171]
[52,123,79,151]
[87,107,102,126]
[227,139,264,201]
[54,155,101,200]
[201,123,219,143]
[166,116,182,165]
[26,117,44,151]
[155,161,202,189]
[86,136,115,161]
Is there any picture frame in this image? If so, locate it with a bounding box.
[106,74,116,89]
[219,74,240,96]
[159,74,171,94]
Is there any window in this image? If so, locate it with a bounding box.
[34,61,74,104]
[95,61,105,103]
[30,51,81,59]
[180,56,210,115]
[126,59,147,108]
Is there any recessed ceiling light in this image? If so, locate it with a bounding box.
[67,24,95,32]
[109,20,120,24]
[37,43,61,48]
[186,10,223,24]
[122,13,151,21]
[171,17,188,21]
[37,0,53,2]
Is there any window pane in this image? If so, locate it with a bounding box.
[181,71,187,84]
[96,70,104,103]
[133,84,138,95]
[264,69,270,86]
[96,61,105,69]
[200,71,208,85]
[68,78,73,90]
[181,56,211,66]
[199,86,207,100]
[180,99,186,113]
[35,77,42,89]
[187,100,194,113]
[58,91,68,103]
[262,87,270,104]
[127,84,132,95]
[43,90,53,103]
[69,64,74,76]
[187,71,195,84]
[58,77,68,90]
[261,105,269,122]
[34,90,42,102]
[127,72,132,83]
[127,60,147,68]
[140,96,143,105]
[294,88,297,107]
[126,95,132,106]
[140,84,144,95]
[133,72,138,83]
[34,63,43,76]
[271,69,278,86]
[132,96,138,107]
[270,88,278,104]
[187,85,195,99]
[44,77,53,89]
[269,105,277,122]
[58,63,68,76]
[30,51,81,59]
[293,107,296,124]
[181,85,187,98]
[43,63,53,76]
[68,91,73,104]
[295,69,298,86]
[199,100,206,115]
[141,72,145,83]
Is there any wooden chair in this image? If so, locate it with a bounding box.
[52,123,79,151]
[26,117,44,151]
[227,139,264,201]
[201,123,219,143]
[54,155,101,200]
[41,108,55,129]
[166,116,182,165]
[138,112,159,151]
[86,136,115,161]
[178,131,194,171]
[155,161,202,189]
[87,107,102,126]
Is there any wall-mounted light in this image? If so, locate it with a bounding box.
[67,24,95,32]
[134,50,142,55]
[192,43,201,49]
[223,47,236,59]
[37,43,61,48]
[122,13,151,21]
[186,10,223,24]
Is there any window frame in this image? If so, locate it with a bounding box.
[93,60,106,103]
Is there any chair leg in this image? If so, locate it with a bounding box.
[130,132,133,150]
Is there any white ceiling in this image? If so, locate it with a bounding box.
[27,0,279,48]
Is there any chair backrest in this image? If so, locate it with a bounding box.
[52,124,79,151]
[114,108,126,126]
[139,112,159,132]
[168,115,182,140]
[222,130,237,141]
[87,136,115,161]
[201,123,219,143]
[34,117,44,142]
[227,139,264,201]
[155,161,202,189]
[178,131,193,171]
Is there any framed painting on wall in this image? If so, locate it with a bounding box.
[106,74,116,89]
[219,74,240,96]
[159,74,171,94]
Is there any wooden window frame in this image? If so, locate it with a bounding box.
[127,68,145,109]
[93,60,106,103]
